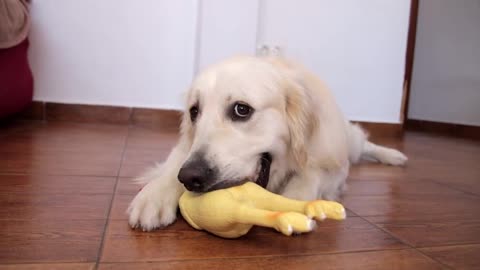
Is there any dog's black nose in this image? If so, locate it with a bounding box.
[178,157,215,192]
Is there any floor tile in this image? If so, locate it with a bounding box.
[125,127,178,149]
[342,193,480,221]
[0,263,94,270]
[1,121,479,267]
[0,219,105,263]
[348,164,410,181]
[99,249,443,270]
[0,192,112,220]
[118,148,170,178]
[344,179,465,196]
[420,244,480,270]
[0,122,128,176]
[115,177,139,196]
[0,174,114,221]
[100,217,405,262]
[0,174,116,195]
[368,217,480,247]
[118,127,177,178]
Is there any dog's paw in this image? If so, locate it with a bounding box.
[305,200,346,221]
[382,148,408,166]
[127,182,179,231]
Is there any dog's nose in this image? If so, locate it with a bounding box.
[178,157,214,192]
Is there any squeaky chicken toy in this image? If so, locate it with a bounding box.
[179,182,346,238]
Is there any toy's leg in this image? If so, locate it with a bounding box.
[240,181,346,221]
[303,200,346,220]
[235,205,315,236]
[239,182,308,212]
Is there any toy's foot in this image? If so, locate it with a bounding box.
[273,212,316,236]
[304,200,346,221]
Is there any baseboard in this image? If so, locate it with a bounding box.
[15,101,182,131]
[406,119,480,140]
[351,121,403,138]
[14,101,403,137]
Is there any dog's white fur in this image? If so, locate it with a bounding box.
[128,56,407,231]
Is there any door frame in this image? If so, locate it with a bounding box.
[401,0,419,124]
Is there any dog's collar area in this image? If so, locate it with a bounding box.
[256,152,272,189]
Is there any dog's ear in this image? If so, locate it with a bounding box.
[285,80,348,170]
[285,81,316,169]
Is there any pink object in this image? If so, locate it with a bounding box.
[0,38,33,118]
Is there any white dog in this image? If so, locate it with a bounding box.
[128,56,407,231]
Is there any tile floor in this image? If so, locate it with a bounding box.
[0,120,479,269]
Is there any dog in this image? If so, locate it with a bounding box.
[127,56,407,231]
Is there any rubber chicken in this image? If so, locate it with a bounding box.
[179,182,346,238]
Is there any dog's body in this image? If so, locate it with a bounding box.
[128,56,407,231]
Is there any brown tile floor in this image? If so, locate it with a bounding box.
[0,121,479,269]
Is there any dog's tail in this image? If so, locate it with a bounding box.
[347,123,408,166]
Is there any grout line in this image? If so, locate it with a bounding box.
[98,247,413,265]
[0,248,413,266]
[426,178,480,198]
[94,127,131,270]
[127,107,134,126]
[0,261,95,266]
[350,209,455,270]
[411,249,455,269]
[416,242,480,249]
[0,172,119,177]
[343,175,480,198]
[98,248,420,264]
[417,243,480,250]
[0,218,113,222]
[3,242,479,267]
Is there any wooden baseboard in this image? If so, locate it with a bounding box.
[351,121,403,139]
[14,101,46,120]
[406,119,480,140]
[14,101,403,137]
[15,101,182,131]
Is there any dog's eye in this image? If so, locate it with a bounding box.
[189,105,199,122]
[231,102,253,121]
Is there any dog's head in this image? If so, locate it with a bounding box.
[177,57,315,192]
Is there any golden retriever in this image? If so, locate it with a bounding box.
[128,56,407,231]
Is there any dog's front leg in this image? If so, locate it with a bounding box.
[127,140,189,231]
[281,170,321,201]
[281,166,348,201]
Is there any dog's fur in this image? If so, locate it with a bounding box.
[128,56,407,231]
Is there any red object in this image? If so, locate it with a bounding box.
[0,38,33,118]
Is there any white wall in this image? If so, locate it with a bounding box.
[28,0,411,123]
[196,0,259,71]
[29,0,197,110]
[259,0,411,123]
[408,0,480,126]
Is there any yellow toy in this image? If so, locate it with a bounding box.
[179,182,346,238]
